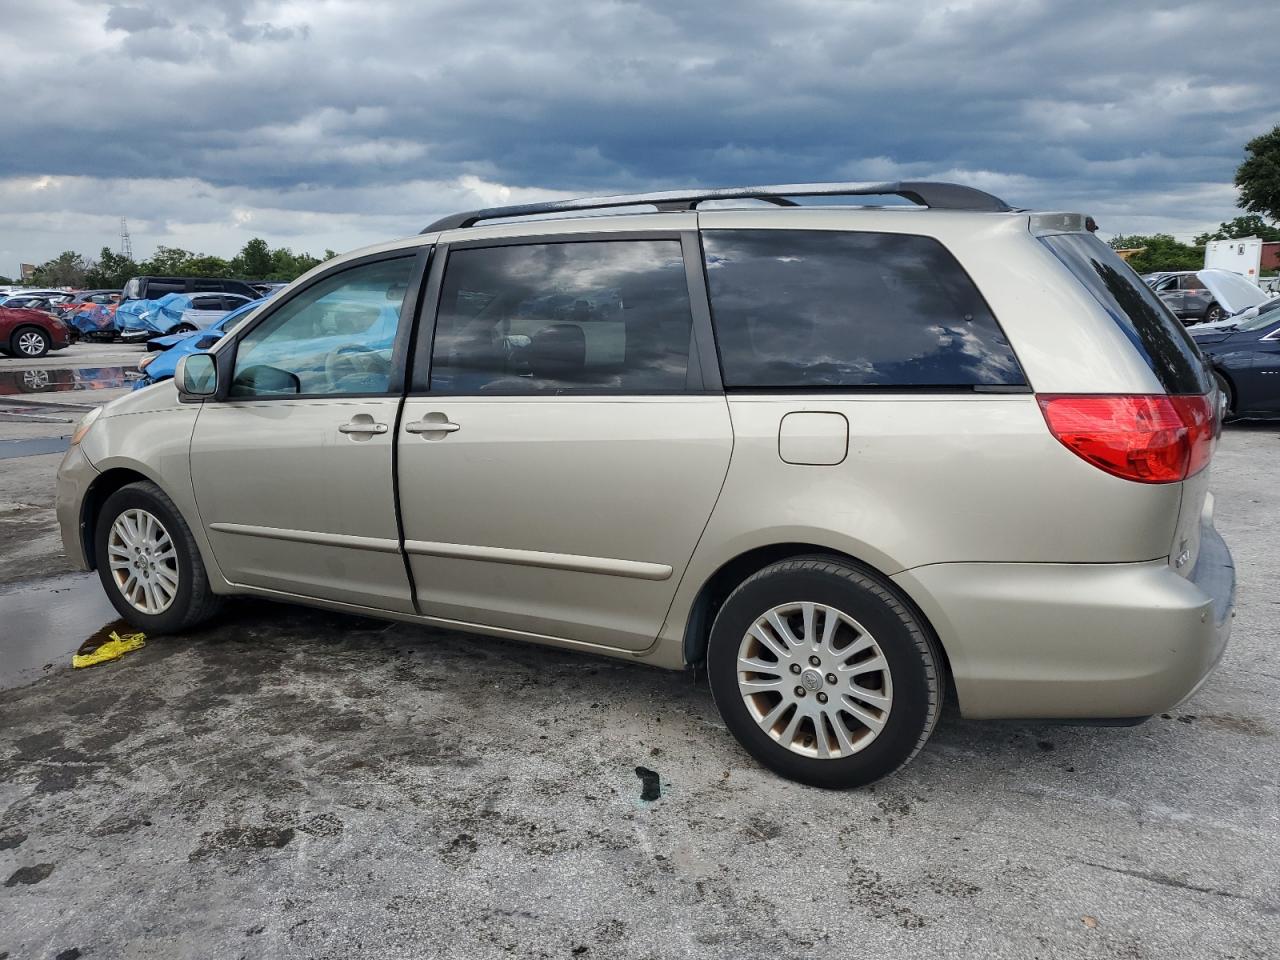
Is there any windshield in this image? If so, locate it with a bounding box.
[1233,297,1280,332]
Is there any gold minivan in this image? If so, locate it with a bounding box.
[57,182,1235,786]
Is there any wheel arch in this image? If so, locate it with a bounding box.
[678,542,953,688]
[79,465,197,573]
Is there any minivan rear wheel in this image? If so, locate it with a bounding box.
[707,557,942,788]
[95,481,222,634]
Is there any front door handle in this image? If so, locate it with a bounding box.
[338,419,388,435]
[405,416,460,435]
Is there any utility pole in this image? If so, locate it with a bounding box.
[119,217,133,260]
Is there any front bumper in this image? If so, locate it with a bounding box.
[55,443,99,571]
[893,521,1235,720]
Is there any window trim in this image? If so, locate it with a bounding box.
[209,246,431,403]
[408,230,721,397]
[699,227,1029,393]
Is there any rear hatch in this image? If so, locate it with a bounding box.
[1038,231,1218,579]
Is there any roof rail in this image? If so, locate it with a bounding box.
[422,180,1014,232]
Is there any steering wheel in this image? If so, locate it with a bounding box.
[324,344,390,389]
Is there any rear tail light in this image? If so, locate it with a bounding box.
[1037,394,1216,484]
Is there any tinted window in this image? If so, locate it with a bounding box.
[703,230,1024,388]
[429,240,694,393]
[230,257,414,397]
[147,281,185,299]
[1041,234,1210,394]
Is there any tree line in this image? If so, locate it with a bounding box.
[1,237,338,289]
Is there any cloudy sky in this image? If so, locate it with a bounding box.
[1,0,1276,272]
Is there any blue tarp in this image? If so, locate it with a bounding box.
[114,298,168,335]
[66,302,119,335]
[151,293,197,332]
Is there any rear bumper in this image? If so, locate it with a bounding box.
[893,522,1235,720]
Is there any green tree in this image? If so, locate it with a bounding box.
[1194,214,1280,245]
[32,250,90,287]
[1108,234,1205,274]
[0,275,12,285]
[84,247,139,289]
[141,246,195,276]
[181,254,233,277]
[231,237,274,278]
[1236,125,1280,222]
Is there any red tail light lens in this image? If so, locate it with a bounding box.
[1038,394,1216,484]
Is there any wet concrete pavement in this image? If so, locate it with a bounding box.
[0,575,121,689]
[1,349,1277,959]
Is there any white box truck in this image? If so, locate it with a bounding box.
[1204,237,1263,278]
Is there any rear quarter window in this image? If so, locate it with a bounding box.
[702,229,1025,389]
[1040,234,1210,395]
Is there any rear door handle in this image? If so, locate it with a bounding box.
[338,420,388,435]
[405,417,460,435]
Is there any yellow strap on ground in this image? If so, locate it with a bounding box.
[72,631,146,669]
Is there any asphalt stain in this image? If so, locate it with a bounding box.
[189,825,295,862]
[634,766,661,801]
[55,950,82,960]
[5,863,54,886]
[0,832,26,850]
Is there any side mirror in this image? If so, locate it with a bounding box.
[176,353,218,401]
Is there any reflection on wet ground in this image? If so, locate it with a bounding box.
[0,366,138,395]
[0,573,124,690]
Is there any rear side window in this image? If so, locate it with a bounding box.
[1041,234,1209,395]
[702,230,1024,388]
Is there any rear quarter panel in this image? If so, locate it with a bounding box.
[656,394,1183,657]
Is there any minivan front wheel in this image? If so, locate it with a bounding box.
[95,481,222,634]
[708,557,942,788]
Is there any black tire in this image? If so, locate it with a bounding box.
[1203,303,1223,324]
[707,556,943,788]
[10,326,50,358]
[94,480,223,634]
[1213,370,1235,420]
[169,323,197,335]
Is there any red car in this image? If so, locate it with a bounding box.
[0,306,72,358]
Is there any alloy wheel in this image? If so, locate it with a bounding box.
[17,331,47,356]
[107,508,180,615]
[736,601,893,759]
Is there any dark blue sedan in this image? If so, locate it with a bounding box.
[1193,299,1280,419]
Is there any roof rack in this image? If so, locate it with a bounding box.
[423,180,1014,232]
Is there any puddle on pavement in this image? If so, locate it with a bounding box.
[0,366,137,396]
[0,574,126,690]
[0,436,70,460]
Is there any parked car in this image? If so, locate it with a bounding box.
[1,294,69,313]
[1193,301,1280,419]
[1147,269,1268,325]
[56,181,1234,788]
[1187,294,1280,333]
[248,281,289,298]
[55,289,120,318]
[0,305,72,357]
[121,276,259,302]
[116,293,254,339]
[66,300,121,339]
[135,299,267,387]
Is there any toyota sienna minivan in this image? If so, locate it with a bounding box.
[56,181,1235,787]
